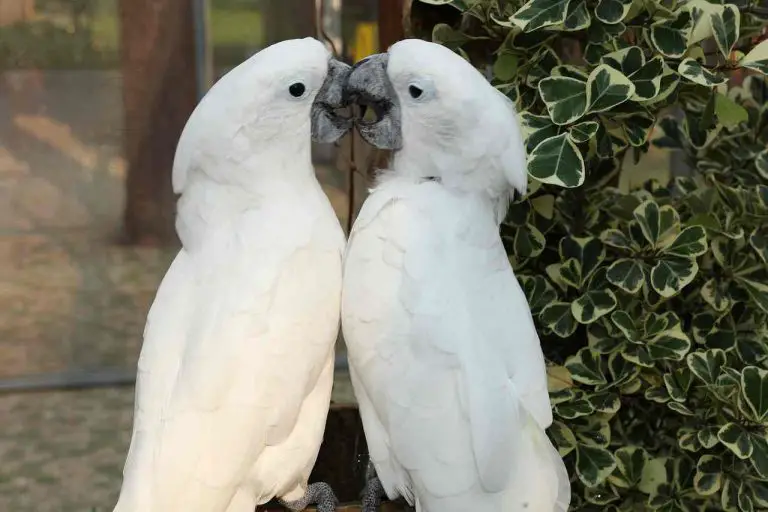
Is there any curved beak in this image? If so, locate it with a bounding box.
[311,58,353,143]
[344,53,402,150]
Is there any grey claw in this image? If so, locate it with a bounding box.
[361,461,386,512]
[279,482,338,512]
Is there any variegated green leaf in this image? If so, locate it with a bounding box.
[650,257,699,297]
[741,366,768,422]
[566,347,608,385]
[694,455,722,495]
[538,76,588,125]
[586,64,635,113]
[686,348,726,385]
[569,121,599,143]
[710,5,740,59]
[595,0,631,25]
[576,443,617,487]
[678,58,727,87]
[511,0,569,32]
[718,422,753,459]
[741,39,768,75]
[528,133,586,188]
[540,301,579,338]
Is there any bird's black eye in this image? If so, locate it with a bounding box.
[409,85,423,99]
[289,82,306,97]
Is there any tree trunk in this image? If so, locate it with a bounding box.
[262,0,316,46]
[119,0,197,246]
[378,0,405,50]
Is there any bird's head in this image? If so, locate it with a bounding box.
[173,37,351,191]
[345,39,528,199]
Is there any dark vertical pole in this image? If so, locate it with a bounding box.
[119,0,197,246]
[378,0,404,50]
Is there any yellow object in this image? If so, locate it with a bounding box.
[351,22,378,63]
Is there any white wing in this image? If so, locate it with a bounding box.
[343,180,566,510]
[117,210,341,512]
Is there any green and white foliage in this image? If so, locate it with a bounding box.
[417,0,768,510]
[420,0,768,189]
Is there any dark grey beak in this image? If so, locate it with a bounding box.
[344,53,402,150]
[311,59,353,143]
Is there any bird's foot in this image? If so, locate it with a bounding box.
[279,482,338,512]
[361,462,386,512]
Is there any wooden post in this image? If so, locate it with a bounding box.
[119,0,197,246]
[378,0,404,50]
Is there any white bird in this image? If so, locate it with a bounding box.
[113,37,350,512]
[341,39,571,512]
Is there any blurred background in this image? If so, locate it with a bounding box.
[0,1,404,509]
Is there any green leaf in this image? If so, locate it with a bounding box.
[572,290,617,324]
[588,321,623,354]
[757,151,768,180]
[639,456,669,495]
[560,237,605,285]
[694,455,722,495]
[740,39,768,75]
[741,366,768,422]
[650,12,691,58]
[520,112,559,152]
[594,0,631,24]
[606,258,645,294]
[566,347,608,385]
[718,423,753,459]
[609,446,647,488]
[519,275,557,313]
[714,92,748,128]
[737,278,768,314]
[549,420,577,456]
[431,23,472,48]
[663,368,692,402]
[633,201,679,248]
[677,58,727,87]
[569,121,599,143]
[678,428,702,452]
[511,0,569,32]
[711,5,740,59]
[586,64,635,113]
[621,112,655,146]
[528,133,586,188]
[554,396,595,419]
[514,224,546,258]
[650,257,698,297]
[722,478,739,511]
[686,348,726,385]
[538,76,588,125]
[700,278,731,312]
[601,229,634,250]
[629,56,664,101]
[563,0,590,30]
[662,225,707,257]
[493,51,518,81]
[697,426,719,449]
[648,325,691,361]
[750,435,768,478]
[667,401,694,415]
[749,227,768,264]
[589,392,620,413]
[576,443,617,487]
[584,485,619,505]
[540,301,579,338]
[737,337,768,366]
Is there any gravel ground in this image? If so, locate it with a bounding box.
[0,373,356,512]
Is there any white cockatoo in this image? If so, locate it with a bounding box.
[113,38,351,512]
[341,39,571,512]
